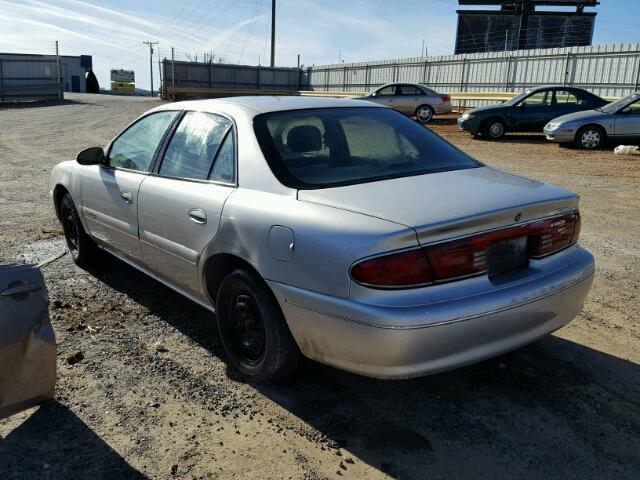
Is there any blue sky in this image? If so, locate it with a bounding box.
[0,0,638,90]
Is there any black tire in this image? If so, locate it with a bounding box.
[483,118,506,140]
[216,269,300,383]
[415,104,435,124]
[574,125,605,150]
[60,193,98,268]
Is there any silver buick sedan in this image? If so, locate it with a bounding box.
[51,96,594,382]
[356,83,452,123]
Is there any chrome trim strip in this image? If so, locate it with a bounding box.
[82,206,138,239]
[139,229,199,265]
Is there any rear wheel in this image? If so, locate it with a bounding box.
[575,125,605,149]
[60,193,97,268]
[483,118,505,140]
[216,269,300,383]
[415,105,434,124]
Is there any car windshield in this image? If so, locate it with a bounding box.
[503,90,532,106]
[598,93,640,113]
[253,107,479,189]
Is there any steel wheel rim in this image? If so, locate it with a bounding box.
[417,107,432,122]
[64,210,79,255]
[489,122,504,138]
[581,129,600,149]
[230,293,266,365]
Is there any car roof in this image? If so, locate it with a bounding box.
[528,85,589,92]
[153,95,381,116]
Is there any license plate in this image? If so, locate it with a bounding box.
[487,236,529,278]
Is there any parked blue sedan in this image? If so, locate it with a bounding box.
[458,86,608,140]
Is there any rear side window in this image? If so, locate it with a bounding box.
[400,85,423,96]
[208,131,235,183]
[109,111,178,172]
[159,112,232,181]
[555,90,578,105]
[254,107,479,189]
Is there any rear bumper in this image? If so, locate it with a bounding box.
[269,247,595,379]
[434,103,452,115]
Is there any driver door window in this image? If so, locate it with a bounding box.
[108,111,178,172]
[377,86,398,96]
[621,100,640,115]
[520,91,550,106]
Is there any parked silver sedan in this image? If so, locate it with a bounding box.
[356,83,452,123]
[544,92,640,149]
[51,96,594,382]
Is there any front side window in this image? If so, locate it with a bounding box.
[109,111,178,172]
[376,86,397,96]
[520,90,550,106]
[159,112,232,180]
[254,107,479,189]
[621,99,640,115]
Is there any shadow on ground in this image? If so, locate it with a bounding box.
[88,254,640,479]
[0,401,146,480]
[0,98,103,110]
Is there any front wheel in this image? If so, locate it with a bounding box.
[575,125,605,149]
[483,118,505,140]
[60,193,98,268]
[216,269,300,383]
[415,105,434,124]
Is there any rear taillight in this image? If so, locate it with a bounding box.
[350,210,581,288]
[442,94,451,103]
[528,210,580,258]
[350,249,433,287]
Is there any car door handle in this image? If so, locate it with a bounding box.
[121,191,133,204]
[0,282,42,297]
[189,209,207,224]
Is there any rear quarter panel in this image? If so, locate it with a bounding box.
[200,188,419,299]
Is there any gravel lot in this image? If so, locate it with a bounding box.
[1,94,639,480]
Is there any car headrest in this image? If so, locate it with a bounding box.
[287,125,322,153]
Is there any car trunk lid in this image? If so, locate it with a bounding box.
[297,166,578,245]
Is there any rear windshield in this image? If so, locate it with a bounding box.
[253,107,479,189]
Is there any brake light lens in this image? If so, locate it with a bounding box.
[442,94,451,103]
[528,210,581,258]
[350,211,581,288]
[350,249,433,287]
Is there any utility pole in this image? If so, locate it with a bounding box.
[270,0,276,67]
[143,41,159,96]
[171,47,175,88]
[55,40,62,100]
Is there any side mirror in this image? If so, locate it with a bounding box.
[76,147,105,165]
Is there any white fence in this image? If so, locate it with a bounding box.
[306,43,640,99]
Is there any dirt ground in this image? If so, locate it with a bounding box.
[0,95,638,480]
